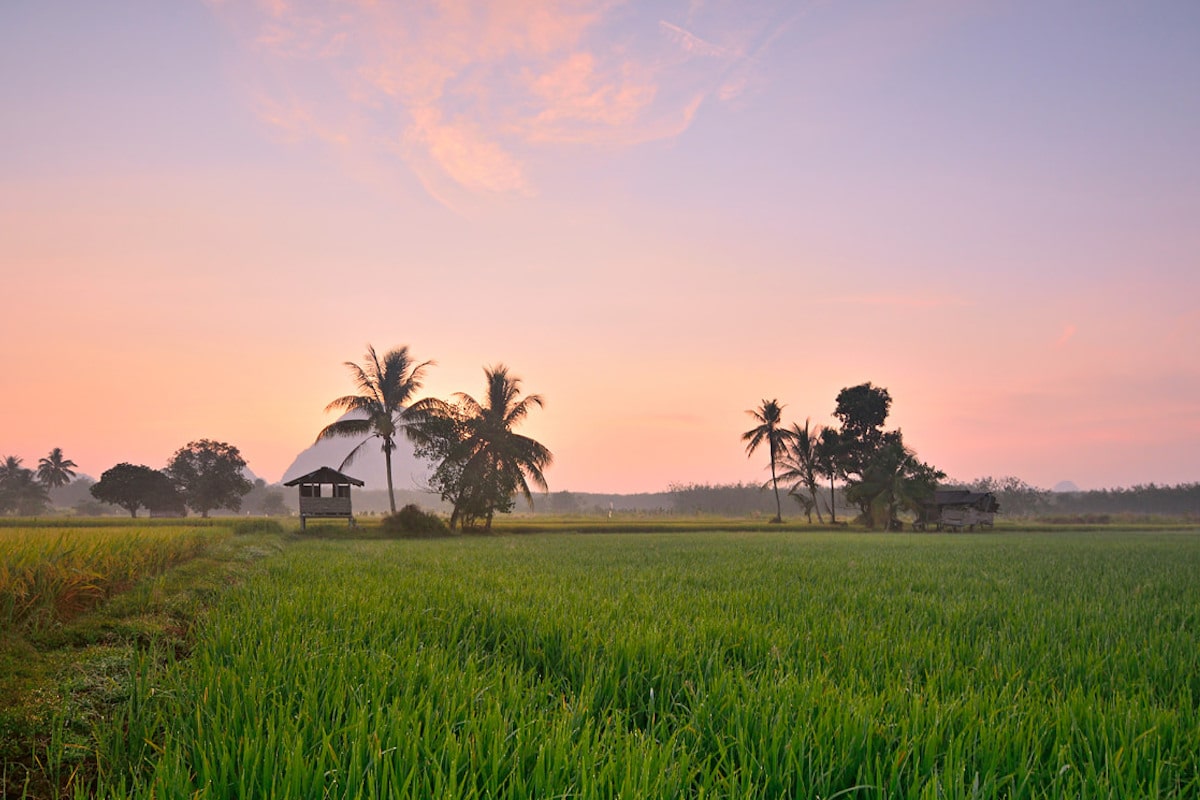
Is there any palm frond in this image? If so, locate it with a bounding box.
[314,417,372,444]
[338,436,378,470]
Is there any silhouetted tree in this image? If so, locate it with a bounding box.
[825,382,944,527]
[91,463,176,518]
[778,419,825,523]
[36,447,77,489]
[414,365,552,531]
[0,456,50,515]
[846,438,944,529]
[742,399,792,523]
[832,382,893,481]
[165,440,252,518]
[815,428,842,524]
[316,345,434,514]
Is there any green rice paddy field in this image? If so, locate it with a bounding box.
[77,529,1199,798]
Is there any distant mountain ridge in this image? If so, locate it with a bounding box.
[280,410,432,491]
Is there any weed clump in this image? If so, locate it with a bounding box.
[381,505,450,538]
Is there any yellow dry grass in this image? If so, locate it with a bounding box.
[0,526,223,633]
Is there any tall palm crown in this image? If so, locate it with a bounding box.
[742,399,792,523]
[316,345,433,514]
[37,447,78,489]
[453,365,553,529]
[0,456,23,483]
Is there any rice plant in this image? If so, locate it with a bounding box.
[91,531,1200,798]
[0,526,220,634]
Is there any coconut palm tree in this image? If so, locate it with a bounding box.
[446,365,553,531]
[316,345,434,514]
[0,456,50,516]
[37,447,78,489]
[0,456,23,483]
[742,399,792,523]
[778,419,824,524]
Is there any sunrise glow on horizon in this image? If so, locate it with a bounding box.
[2,1,1198,494]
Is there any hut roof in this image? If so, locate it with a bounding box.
[283,466,365,487]
[933,489,999,511]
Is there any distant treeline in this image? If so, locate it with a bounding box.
[945,476,1200,519]
[43,475,1200,520]
[665,482,852,519]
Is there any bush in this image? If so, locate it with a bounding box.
[381,505,450,538]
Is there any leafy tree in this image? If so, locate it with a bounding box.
[832,382,893,480]
[90,463,176,518]
[414,365,552,531]
[316,345,434,515]
[742,399,792,523]
[36,447,78,489]
[825,382,944,528]
[778,419,825,524]
[845,439,944,529]
[410,403,476,525]
[165,439,252,518]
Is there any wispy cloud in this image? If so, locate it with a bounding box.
[208,0,791,205]
[659,21,736,58]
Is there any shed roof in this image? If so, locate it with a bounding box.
[933,489,999,511]
[282,466,365,487]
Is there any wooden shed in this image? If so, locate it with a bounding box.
[915,490,1000,532]
[283,466,364,529]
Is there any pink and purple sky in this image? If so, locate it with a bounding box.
[2,0,1198,493]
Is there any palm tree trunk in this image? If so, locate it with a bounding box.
[811,483,824,524]
[384,446,396,515]
[769,444,782,523]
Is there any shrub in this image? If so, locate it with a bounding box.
[381,505,450,538]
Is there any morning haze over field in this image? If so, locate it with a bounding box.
[2,1,1198,493]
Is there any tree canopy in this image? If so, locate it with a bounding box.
[825,383,943,529]
[90,463,182,518]
[165,440,252,518]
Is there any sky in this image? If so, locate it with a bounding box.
[2,0,1198,494]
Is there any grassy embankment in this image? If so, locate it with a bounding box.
[77,526,1200,798]
[0,518,286,798]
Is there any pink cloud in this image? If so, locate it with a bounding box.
[406,107,530,195]
[209,0,783,203]
[1056,323,1077,347]
[524,52,658,132]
